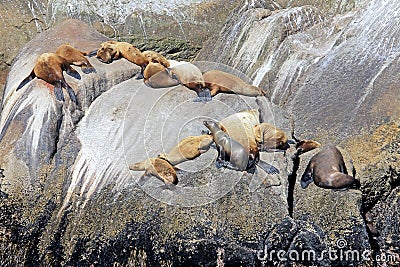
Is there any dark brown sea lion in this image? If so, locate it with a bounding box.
[129,157,178,187]
[204,120,249,171]
[301,143,360,189]
[218,110,260,162]
[16,52,79,103]
[55,44,96,74]
[203,69,265,97]
[158,134,214,165]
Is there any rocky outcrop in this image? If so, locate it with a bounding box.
[1,1,400,266]
[0,18,292,266]
[0,0,241,102]
[197,0,400,141]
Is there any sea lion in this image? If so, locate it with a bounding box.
[253,123,290,151]
[158,134,214,165]
[204,120,249,171]
[143,62,166,81]
[145,61,211,102]
[203,70,265,97]
[295,140,321,155]
[16,53,79,103]
[55,44,96,74]
[129,157,178,187]
[96,41,147,77]
[142,50,170,68]
[301,143,360,189]
[216,110,279,174]
[219,110,260,161]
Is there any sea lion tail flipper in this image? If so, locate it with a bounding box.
[87,50,98,57]
[81,63,96,74]
[65,65,81,80]
[53,81,65,102]
[257,160,279,174]
[300,165,314,189]
[63,82,78,104]
[16,72,35,90]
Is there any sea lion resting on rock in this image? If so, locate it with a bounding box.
[301,143,360,189]
[96,41,148,77]
[143,62,167,82]
[145,62,212,102]
[204,120,279,174]
[16,52,80,103]
[55,44,96,74]
[129,157,178,187]
[218,109,260,162]
[142,50,170,68]
[253,123,290,151]
[204,120,249,171]
[158,134,214,165]
[203,70,265,97]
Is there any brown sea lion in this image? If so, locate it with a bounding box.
[253,123,289,151]
[142,50,170,68]
[143,62,166,81]
[301,143,360,189]
[55,44,96,74]
[16,53,79,103]
[145,61,211,102]
[96,41,147,77]
[216,110,279,174]
[203,70,265,97]
[158,134,214,165]
[295,140,321,155]
[129,157,178,187]
[204,120,249,171]
[218,110,260,163]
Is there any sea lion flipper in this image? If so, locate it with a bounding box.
[87,50,98,57]
[53,81,65,102]
[63,81,78,104]
[203,88,212,101]
[257,160,279,174]
[16,72,35,90]
[81,63,96,74]
[65,66,81,80]
[300,162,314,189]
[192,88,212,103]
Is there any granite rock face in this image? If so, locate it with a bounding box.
[0,19,292,266]
[1,1,400,266]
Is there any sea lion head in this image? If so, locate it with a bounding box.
[203,120,220,133]
[296,140,321,155]
[96,45,117,63]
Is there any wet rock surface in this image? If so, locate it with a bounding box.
[1,0,400,266]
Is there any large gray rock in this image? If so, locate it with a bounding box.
[0,18,291,266]
[196,0,400,141]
